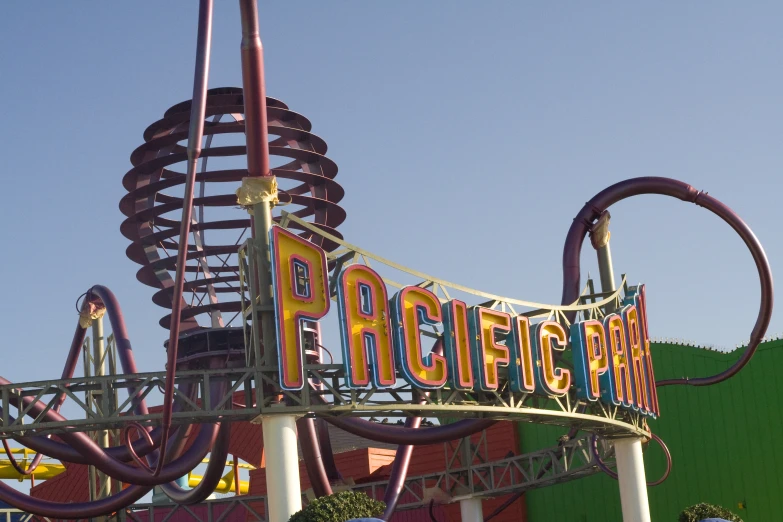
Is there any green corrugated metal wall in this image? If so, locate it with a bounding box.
[519,339,783,522]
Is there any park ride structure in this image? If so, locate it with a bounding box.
[0,2,773,522]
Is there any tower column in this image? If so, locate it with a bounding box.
[615,437,652,522]
[459,497,483,522]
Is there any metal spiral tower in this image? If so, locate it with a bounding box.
[121,87,346,331]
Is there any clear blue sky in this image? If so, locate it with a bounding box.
[0,2,781,384]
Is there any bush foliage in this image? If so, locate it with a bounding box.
[678,502,743,522]
[288,491,386,522]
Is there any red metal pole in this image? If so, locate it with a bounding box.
[239,0,271,179]
[158,0,214,476]
[233,455,240,495]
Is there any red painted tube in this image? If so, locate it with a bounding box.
[6,313,103,476]
[89,285,150,415]
[0,381,220,487]
[286,338,495,508]
[309,338,494,517]
[590,432,672,486]
[157,0,214,477]
[318,343,494,448]
[0,320,89,474]
[238,0,271,178]
[123,381,230,506]
[0,384,209,516]
[16,391,220,489]
[324,415,495,446]
[0,300,176,515]
[306,340,449,511]
[316,418,341,482]
[15,426,168,465]
[530,176,774,510]
[0,1,259,516]
[227,398,337,498]
[2,440,43,476]
[322,184,751,514]
[3,286,168,465]
[311,336,494,519]
[4,287,199,464]
[0,284,229,522]
[0,480,151,520]
[381,338,443,519]
[59,321,89,408]
[298,417,333,497]
[381,416,421,520]
[560,177,773,387]
[158,422,231,504]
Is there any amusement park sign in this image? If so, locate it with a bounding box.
[270,227,660,418]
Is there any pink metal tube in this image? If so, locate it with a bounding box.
[0,380,221,487]
[306,339,493,518]
[533,176,775,513]
[157,0,215,476]
[381,416,421,519]
[0,316,93,475]
[0,285,228,522]
[298,417,333,497]
[381,339,442,519]
[158,422,231,504]
[383,337,443,520]
[239,0,271,178]
[316,418,341,482]
[323,416,495,446]
[0,480,151,519]
[560,177,773,387]
[303,340,455,504]
[1,440,43,477]
[10,286,186,465]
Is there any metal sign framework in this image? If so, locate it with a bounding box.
[239,211,649,435]
[0,210,648,443]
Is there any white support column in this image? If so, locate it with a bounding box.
[459,497,483,522]
[262,414,302,522]
[614,437,651,522]
[92,315,111,501]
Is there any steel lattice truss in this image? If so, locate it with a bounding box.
[351,433,612,509]
[0,363,646,439]
[18,433,612,522]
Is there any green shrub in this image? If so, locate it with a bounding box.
[678,502,743,522]
[288,491,386,522]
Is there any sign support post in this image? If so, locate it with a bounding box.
[252,190,303,522]
[591,213,651,521]
[459,497,483,522]
[615,437,652,522]
[92,314,111,504]
[591,211,616,312]
[261,414,302,522]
